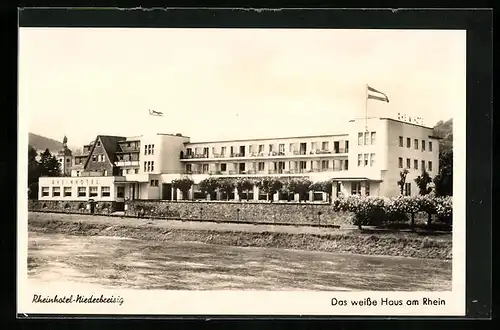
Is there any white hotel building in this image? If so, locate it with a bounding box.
[38,116,440,209]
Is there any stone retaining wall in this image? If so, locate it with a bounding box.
[125,200,352,226]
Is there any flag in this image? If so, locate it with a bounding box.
[149,109,164,116]
[367,85,389,103]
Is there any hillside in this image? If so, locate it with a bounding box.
[28,133,63,152]
[433,118,453,153]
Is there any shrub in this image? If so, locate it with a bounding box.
[199,177,219,200]
[256,177,283,202]
[172,177,194,200]
[436,196,453,225]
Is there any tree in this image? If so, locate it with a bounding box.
[433,149,453,196]
[39,148,61,177]
[433,118,453,196]
[199,177,219,200]
[287,178,312,202]
[172,177,194,200]
[414,169,433,195]
[235,178,254,201]
[28,145,41,199]
[217,178,235,200]
[397,169,409,195]
[256,177,283,202]
[310,180,333,203]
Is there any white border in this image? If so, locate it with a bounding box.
[17,28,466,316]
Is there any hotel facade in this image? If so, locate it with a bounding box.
[38,116,440,209]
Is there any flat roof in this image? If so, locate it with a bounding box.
[187,133,348,145]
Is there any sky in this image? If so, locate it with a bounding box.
[19,28,465,149]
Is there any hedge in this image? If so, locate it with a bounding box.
[332,195,452,229]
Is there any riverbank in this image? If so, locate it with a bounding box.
[28,212,452,260]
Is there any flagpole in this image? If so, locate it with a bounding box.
[365,84,368,131]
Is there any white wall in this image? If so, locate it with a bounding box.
[38,176,118,202]
[381,119,440,196]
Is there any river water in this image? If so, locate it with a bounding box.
[28,232,452,291]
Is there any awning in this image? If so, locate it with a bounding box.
[332,177,383,182]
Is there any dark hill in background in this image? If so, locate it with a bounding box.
[433,118,453,153]
[29,133,63,153]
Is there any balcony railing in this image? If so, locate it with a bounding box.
[114,160,140,167]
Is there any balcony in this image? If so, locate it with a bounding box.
[114,160,140,167]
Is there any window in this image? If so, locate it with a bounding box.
[117,186,125,198]
[101,186,110,197]
[345,141,349,153]
[89,186,98,197]
[344,159,349,170]
[64,187,71,197]
[203,164,209,173]
[258,145,264,153]
[351,182,361,195]
[364,154,369,166]
[258,162,265,171]
[370,132,376,145]
[289,143,294,153]
[125,169,130,174]
[299,161,307,171]
[41,187,49,197]
[311,142,317,150]
[185,164,192,173]
[134,169,139,174]
[269,144,273,152]
[186,148,192,155]
[321,160,329,170]
[365,183,370,196]
[370,153,375,167]
[357,154,362,167]
[151,144,155,155]
[414,139,419,150]
[399,136,403,147]
[358,133,363,146]
[404,183,412,196]
[429,141,433,152]
[322,141,329,150]
[398,157,403,168]
[92,155,97,162]
[76,171,80,177]
[279,144,285,153]
[219,146,225,155]
[151,161,154,172]
[144,145,148,155]
[414,159,418,170]
[428,161,433,172]
[406,138,411,148]
[248,145,253,154]
[421,160,426,171]
[334,141,340,153]
[219,163,227,172]
[406,158,411,169]
[150,180,159,187]
[422,140,426,151]
[52,187,60,197]
[66,158,70,163]
[339,159,344,171]
[78,187,86,197]
[144,161,147,172]
[364,132,369,145]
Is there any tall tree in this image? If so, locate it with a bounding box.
[434,149,453,196]
[257,178,283,202]
[199,177,219,200]
[39,148,61,177]
[433,118,453,196]
[28,145,40,199]
[397,169,409,195]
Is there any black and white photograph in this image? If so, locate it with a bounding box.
[17,12,469,316]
